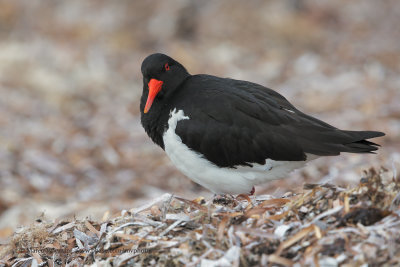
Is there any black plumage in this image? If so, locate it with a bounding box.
[140,53,384,170]
[169,75,383,168]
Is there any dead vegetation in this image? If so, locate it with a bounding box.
[0,0,398,230]
[1,168,399,266]
[0,1,399,266]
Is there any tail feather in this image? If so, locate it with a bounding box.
[343,130,385,140]
[343,131,384,154]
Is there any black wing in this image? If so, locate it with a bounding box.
[173,75,384,168]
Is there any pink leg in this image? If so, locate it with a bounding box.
[249,186,255,196]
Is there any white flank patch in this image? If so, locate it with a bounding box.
[163,109,316,194]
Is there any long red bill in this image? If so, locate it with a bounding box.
[144,78,163,113]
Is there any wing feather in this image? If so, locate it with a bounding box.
[172,75,384,168]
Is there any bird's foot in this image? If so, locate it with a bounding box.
[249,186,255,196]
[235,187,256,208]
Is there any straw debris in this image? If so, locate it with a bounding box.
[1,168,399,266]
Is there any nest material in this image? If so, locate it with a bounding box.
[1,168,399,266]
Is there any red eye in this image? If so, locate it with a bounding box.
[165,63,170,71]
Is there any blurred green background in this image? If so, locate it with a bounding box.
[0,0,399,237]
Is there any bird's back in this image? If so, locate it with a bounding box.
[167,74,384,168]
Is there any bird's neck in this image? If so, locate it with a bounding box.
[140,102,170,149]
[140,74,191,149]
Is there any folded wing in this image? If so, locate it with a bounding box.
[174,76,384,168]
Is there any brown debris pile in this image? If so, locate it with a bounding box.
[1,168,399,266]
[0,0,398,231]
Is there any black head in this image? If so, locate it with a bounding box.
[140,53,190,114]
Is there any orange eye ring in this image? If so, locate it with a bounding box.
[165,63,170,71]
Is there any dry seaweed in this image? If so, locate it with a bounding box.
[1,168,399,266]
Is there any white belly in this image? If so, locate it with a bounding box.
[163,109,315,194]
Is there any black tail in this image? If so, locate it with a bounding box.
[343,130,385,154]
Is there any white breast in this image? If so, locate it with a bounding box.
[163,109,315,194]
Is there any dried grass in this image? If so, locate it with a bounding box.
[1,168,399,266]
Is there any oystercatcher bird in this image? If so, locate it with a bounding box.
[140,53,385,194]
